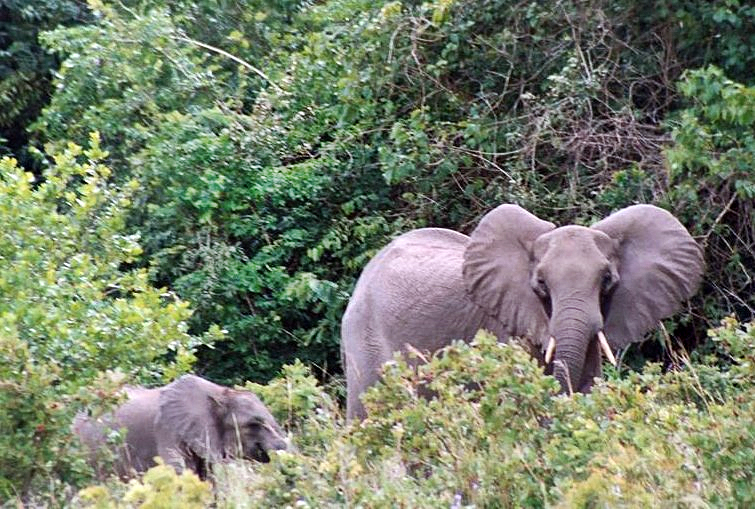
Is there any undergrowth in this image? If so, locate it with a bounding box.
[77,319,754,508]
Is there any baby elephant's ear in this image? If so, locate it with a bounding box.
[592,205,704,351]
[157,375,224,461]
[463,204,555,341]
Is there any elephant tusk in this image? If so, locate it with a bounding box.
[544,336,556,364]
[597,331,616,366]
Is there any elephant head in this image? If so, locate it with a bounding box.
[463,204,703,393]
[155,375,287,473]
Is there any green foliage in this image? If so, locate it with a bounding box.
[76,460,212,508]
[0,136,207,501]
[666,67,755,323]
[29,0,755,384]
[3,0,754,504]
[33,1,374,382]
[0,0,90,168]
[34,4,217,166]
[202,325,753,506]
[245,360,340,451]
[653,0,755,85]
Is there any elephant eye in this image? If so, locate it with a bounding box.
[247,417,269,430]
[535,277,549,297]
[601,272,613,292]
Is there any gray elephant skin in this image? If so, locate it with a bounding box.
[341,204,704,419]
[73,374,287,479]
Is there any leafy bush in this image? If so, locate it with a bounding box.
[244,360,341,452]
[666,67,755,325]
[34,2,361,382]
[0,135,210,502]
[76,460,211,508]
[32,0,755,387]
[0,0,91,169]
[205,326,752,507]
[3,0,753,504]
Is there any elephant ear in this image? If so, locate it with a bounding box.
[463,204,555,343]
[157,374,225,461]
[592,204,704,350]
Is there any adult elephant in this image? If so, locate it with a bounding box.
[341,204,704,419]
[74,374,288,479]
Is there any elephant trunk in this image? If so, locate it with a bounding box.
[550,298,601,394]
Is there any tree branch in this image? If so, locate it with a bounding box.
[172,35,283,93]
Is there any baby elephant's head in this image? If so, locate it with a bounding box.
[213,389,288,463]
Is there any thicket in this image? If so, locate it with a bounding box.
[0,0,90,170]
[0,0,754,503]
[0,138,213,502]
[23,0,755,385]
[76,325,754,507]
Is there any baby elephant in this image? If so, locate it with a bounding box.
[74,374,288,479]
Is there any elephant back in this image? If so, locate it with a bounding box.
[352,227,469,296]
[342,227,492,366]
[356,228,469,282]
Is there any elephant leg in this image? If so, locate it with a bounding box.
[157,442,187,473]
[120,439,158,475]
[115,443,139,479]
[185,450,209,480]
[345,345,387,421]
[346,385,366,421]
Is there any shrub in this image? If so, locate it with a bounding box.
[0,135,212,502]
[244,359,341,453]
[666,67,755,327]
[0,0,91,169]
[207,326,753,507]
[34,0,755,386]
[76,460,212,508]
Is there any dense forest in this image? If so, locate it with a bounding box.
[1,0,753,506]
